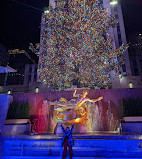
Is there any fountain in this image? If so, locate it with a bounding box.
[50,89,103,133]
[32,89,121,134]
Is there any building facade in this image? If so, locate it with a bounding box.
[7,49,38,85]
[24,64,38,86]
[0,63,39,94]
[129,34,142,77]
[104,0,131,76]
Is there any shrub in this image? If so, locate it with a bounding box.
[7,102,30,119]
[122,98,142,117]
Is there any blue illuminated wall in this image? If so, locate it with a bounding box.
[0,95,13,158]
[2,135,142,158]
[0,95,13,133]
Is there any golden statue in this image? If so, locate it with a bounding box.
[50,88,103,124]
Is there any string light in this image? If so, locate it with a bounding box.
[37,0,128,90]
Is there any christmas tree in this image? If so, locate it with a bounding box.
[38,0,128,90]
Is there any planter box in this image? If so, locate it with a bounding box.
[2,119,30,136]
[2,124,30,136]
[5,119,30,124]
[121,122,142,134]
[123,117,142,122]
[122,117,142,134]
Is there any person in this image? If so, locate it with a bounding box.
[30,120,37,135]
[60,122,75,159]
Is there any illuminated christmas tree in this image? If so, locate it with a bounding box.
[38,0,128,90]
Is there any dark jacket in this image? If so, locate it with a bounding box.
[61,123,74,147]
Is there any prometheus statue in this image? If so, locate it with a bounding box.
[50,88,103,124]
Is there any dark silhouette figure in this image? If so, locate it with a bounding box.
[60,123,75,159]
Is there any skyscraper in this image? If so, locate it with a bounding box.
[129,34,142,76]
[103,0,131,76]
[7,49,38,85]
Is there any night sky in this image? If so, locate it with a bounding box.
[121,0,142,42]
[0,0,142,50]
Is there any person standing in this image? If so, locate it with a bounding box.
[29,120,37,135]
[60,122,75,159]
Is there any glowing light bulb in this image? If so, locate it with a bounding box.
[110,1,118,5]
[44,10,49,14]
[75,118,80,123]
